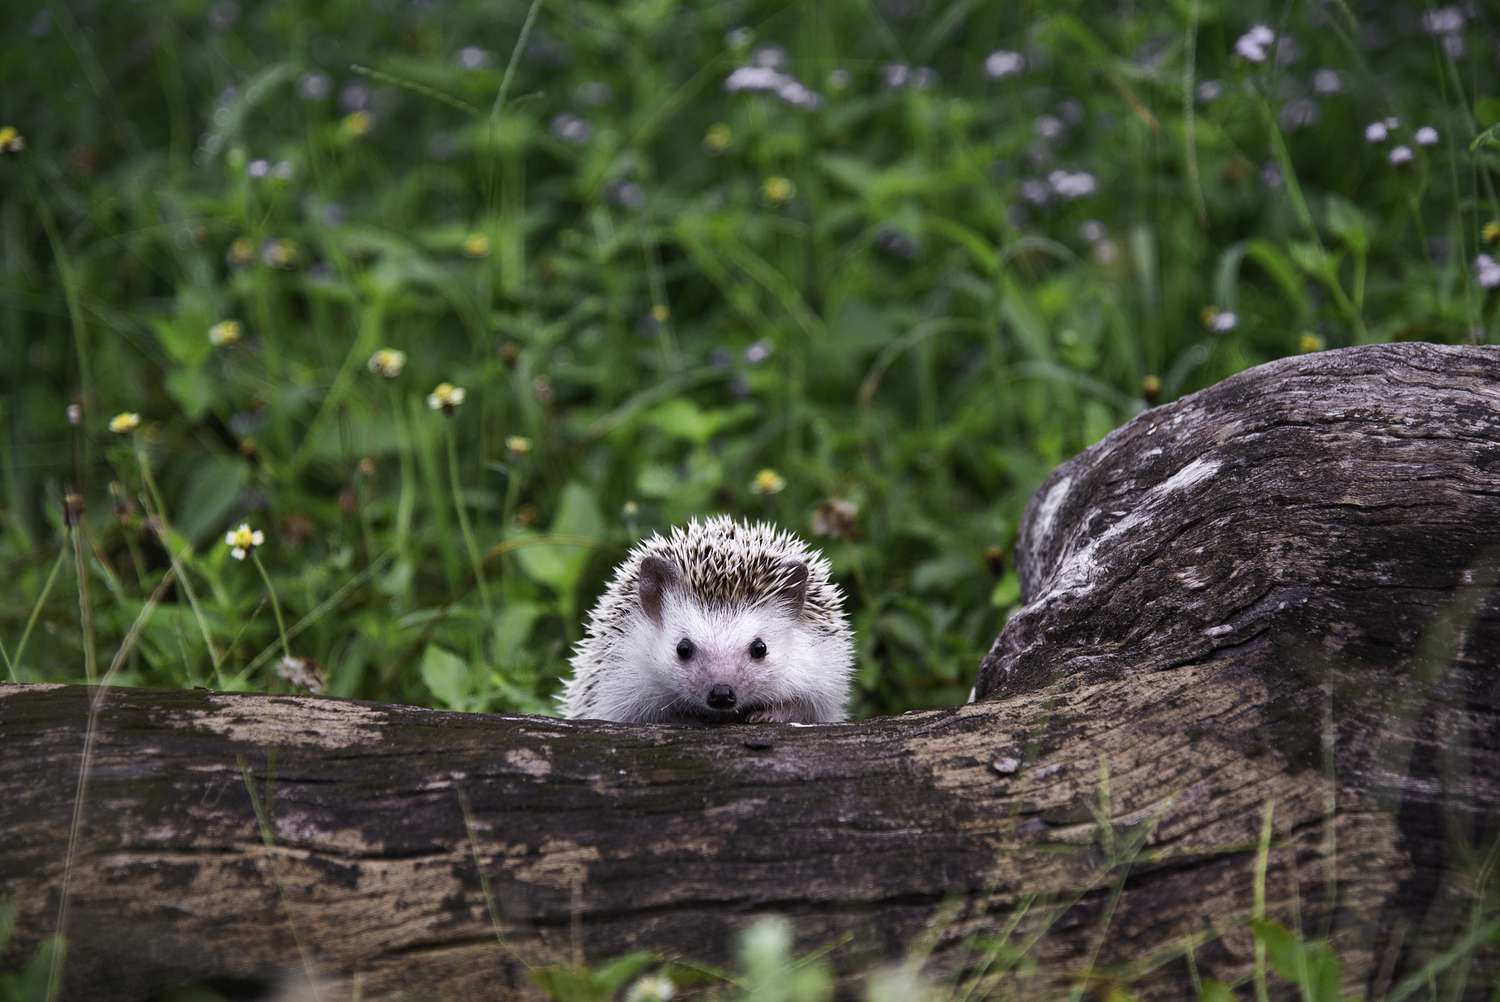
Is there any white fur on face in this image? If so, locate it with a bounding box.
[579,595,850,724]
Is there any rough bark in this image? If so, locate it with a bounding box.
[3,342,1498,1001]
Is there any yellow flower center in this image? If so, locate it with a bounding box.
[108,412,141,434]
[751,468,787,494]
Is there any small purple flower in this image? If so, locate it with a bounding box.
[1476,254,1500,289]
[1235,25,1274,63]
[550,112,592,144]
[985,50,1025,79]
[1209,310,1238,333]
[1364,121,1389,144]
[743,340,773,364]
[750,45,788,71]
[724,66,822,110]
[604,179,645,211]
[1312,69,1343,95]
[882,63,911,89]
[1079,219,1107,243]
[1415,126,1439,146]
[1279,99,1319,132]
[1019,178,1051,206]
[248,158,271,179]
[1196,80,1223,104]
[1421,7,1464,35]
[297,73,332,101]
[1388,145,1413,166]
[1034,115,1064,140]
[575,82,613,107]
[339,83,371,112]
[1048,169,1096,199]
[457,46,490,69]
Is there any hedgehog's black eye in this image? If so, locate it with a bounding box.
[676,638,695,661]
[748,638,767,660]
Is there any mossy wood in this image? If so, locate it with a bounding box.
[3,343,1497,1000]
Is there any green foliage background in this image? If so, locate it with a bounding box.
[1,0,1497,717]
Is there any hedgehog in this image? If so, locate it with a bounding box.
[559,515,854,724]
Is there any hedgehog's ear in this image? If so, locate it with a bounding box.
[779,560,810,617]
[637,556,679,626]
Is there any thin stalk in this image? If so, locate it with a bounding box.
[134,446,224,683]
[387,383,416,553]
[6,541,68,682]
[251,551,293,665]
[446,423,491,610]
[1253,799,1275,1002]
[70,517,98,685]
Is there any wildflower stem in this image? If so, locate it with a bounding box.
[1252,799,1274,1002]
[445,423,491,610]
[134,447,224,684]
[251,551,293,665]
[70,515,99,685]
[5,540,69,682]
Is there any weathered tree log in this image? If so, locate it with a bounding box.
[3,342,1498,1001]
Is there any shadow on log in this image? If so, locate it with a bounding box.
[3,343,1498,1000]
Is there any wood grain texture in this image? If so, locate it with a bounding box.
[3,343,1498,1000]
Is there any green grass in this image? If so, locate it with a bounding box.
[1,0,1497,719]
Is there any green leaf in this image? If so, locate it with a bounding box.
[1324,197,1370,256]
[512,483,604,597]
[491,601,544,664]
[1470,122,1500,153]
[877,610,927,653]
[641,399,753,447]
[419,644,471,709]
[1287,242,1334,280]
[164,367,214,422]
[1197,980,1236,1002]
[1252,919,1303,983]
[911,553,976,592]
[528,953,657,1002]
[1242,241,1312,320]
[990,573,1021,609]
[1252,919,1343,1001]
[173,454,249,545]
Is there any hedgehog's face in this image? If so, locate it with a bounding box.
[630,555,829,724]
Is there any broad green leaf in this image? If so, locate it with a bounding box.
[174,454,249,545]
[1198,979,1236,1002]
[642,399,753,447]
[492,601,544,664]
[513,483,604,596]
[1325,197,1370,256]
[419,644,470,709]
[1287,242,1334,280]
[165,367,214,422]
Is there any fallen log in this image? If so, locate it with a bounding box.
[3,342,1498,1000]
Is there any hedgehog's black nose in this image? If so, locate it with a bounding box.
[707,684,737,709]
